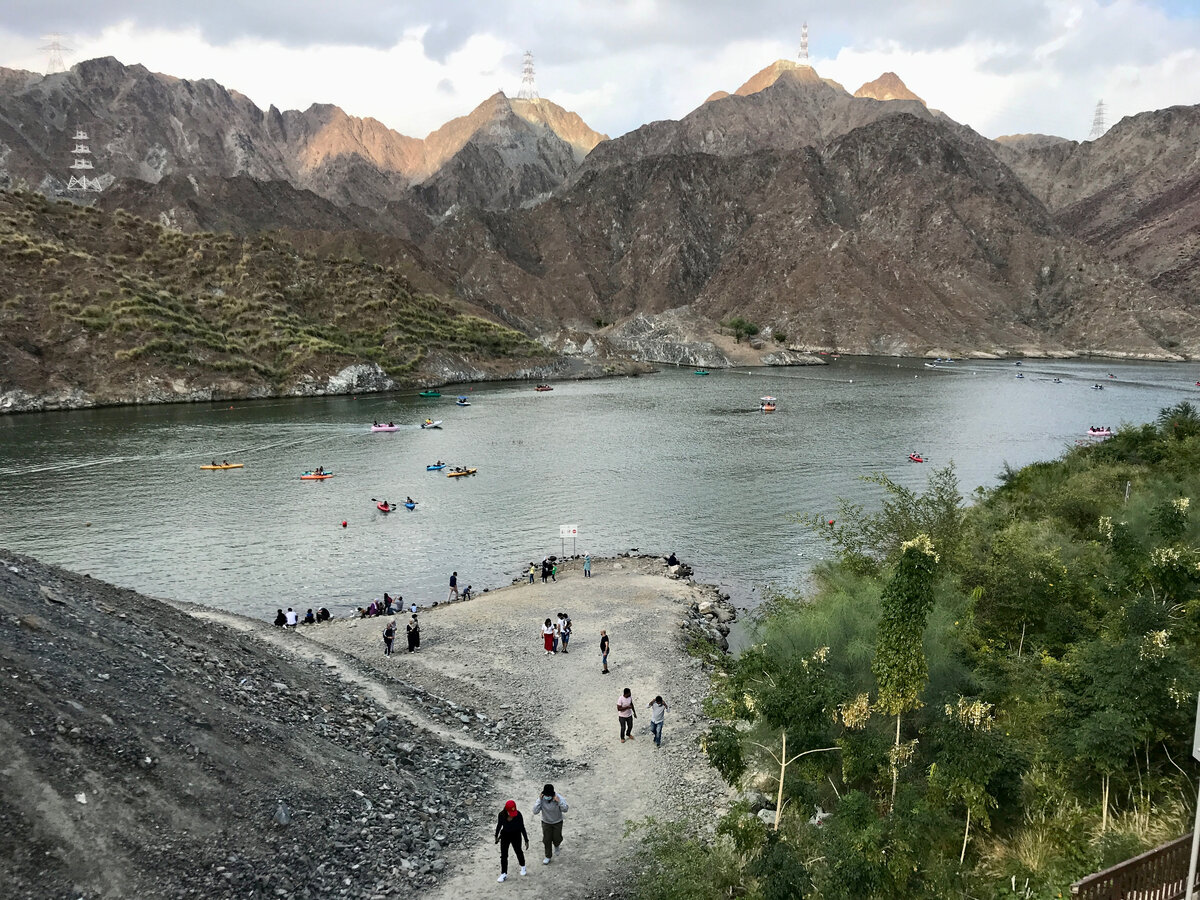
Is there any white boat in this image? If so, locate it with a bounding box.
[760,396,777,412]
[455,396,471,406]
[420,420,443,429]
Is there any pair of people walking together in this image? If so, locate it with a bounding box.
[495,785,568,882]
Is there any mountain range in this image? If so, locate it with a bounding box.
[2,54,1199,409]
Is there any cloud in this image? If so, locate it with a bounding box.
[0,0,1196,142]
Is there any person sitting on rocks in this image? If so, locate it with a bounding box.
[273,608,287,627]
[667,552,679,567]
[366,601,378,617]
[302,608,316,625]
[317,607,331,622]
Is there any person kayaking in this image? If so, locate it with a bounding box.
[425,419,433,426]
[211,460,217,466]
[374,420,380,427]
[381,500,390,510]
[223,460,229,466]
[437,460,443,466]
[388,421,394,427]
[406,496,414,505]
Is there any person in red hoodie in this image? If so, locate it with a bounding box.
[494,799,529,882]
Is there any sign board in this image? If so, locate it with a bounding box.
[1193,693,1200,763]
[559,524,578,539]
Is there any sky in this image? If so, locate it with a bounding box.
[1,1,1199,142]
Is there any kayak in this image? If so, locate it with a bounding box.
[535,385,553,392]
[447,468,478,478]
[377,503,393,512]
[455,397,471,406]
[1087,429,1113,437]
[404,501,416,510]
[301,472,334,480]
[694,370,710,376]
[421,420,443,429]
[371,425,399,432]
[200,463,243,470]
[909,455,924,463]
[426,464,446,471]
[418,390,441,398]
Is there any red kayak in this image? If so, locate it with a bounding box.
[377,503,393,512]
[908,454,925,463]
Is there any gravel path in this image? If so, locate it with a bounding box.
[304,555,733,898]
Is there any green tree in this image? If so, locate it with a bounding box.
[724,316,760,343]
[872,534,941,807]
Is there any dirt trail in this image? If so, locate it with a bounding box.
[303,556,731,898]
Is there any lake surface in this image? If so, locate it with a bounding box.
[1,358,1195,619]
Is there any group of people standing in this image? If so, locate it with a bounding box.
[541,612,573,655]
[382,615,420,654]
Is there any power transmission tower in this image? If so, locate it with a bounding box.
[40,33,72,73]
[517,50,540,101]
[798,22,810,65]
[67,128,104,193]
[1089,99,1107,140]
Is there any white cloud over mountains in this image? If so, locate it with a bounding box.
[1,0,1197,142]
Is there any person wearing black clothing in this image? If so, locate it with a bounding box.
[302,609,316,625]
[316,607,331,622]
[383,620,396,656]
[667,551,679,566]
[273,609,287,627]
[600,630,610,674]
[406,616,420,652]
[495,799,529,881]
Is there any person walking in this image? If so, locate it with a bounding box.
[411,614,420,649]
[542,618,555,656]
[448,571,459,602]
[532,784,568,864]
[406,616,419,652]
[600,630,610,674]
[494,799,529,882]
[647,695,670,747]
[383,619,396,656]
[583,554,592,578]
[561,617,572,654]
[528,562,536,584]
[618,688,636,742]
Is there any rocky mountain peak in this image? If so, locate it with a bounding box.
[854,72,925,105]
[733,59,843,96]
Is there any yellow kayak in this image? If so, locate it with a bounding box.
[447,468,477,477]
[200,463,244,470]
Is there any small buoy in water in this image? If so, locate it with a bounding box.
[828,520,835,526]
[85,522,92,527]
[341,520,348,528]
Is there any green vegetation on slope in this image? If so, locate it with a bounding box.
[0,191,544,389]
[642,405,1200,900]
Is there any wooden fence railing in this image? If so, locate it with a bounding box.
[1072,833,1197,900]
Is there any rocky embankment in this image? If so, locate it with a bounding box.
[0,552,498,899]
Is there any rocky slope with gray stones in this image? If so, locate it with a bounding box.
[0,552,498,899]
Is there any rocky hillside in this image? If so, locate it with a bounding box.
[996,104,1200,303]
[428,113,1200,359]
[0,57,605,215]
[0,189,562,412]
[0,551,495,899]
[854,71,926,104]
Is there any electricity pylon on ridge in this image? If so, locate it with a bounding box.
[517,50,540,101]
[798,22,810,66]
[1089,99,1107,140]
[40,33,72,73]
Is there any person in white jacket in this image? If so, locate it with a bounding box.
[532,784,568,864]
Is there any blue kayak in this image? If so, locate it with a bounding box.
[426,464,446,471]
[404,501,416,510]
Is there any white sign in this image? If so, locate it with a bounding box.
[560,524,578,539]
[1192,693,1200,763]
